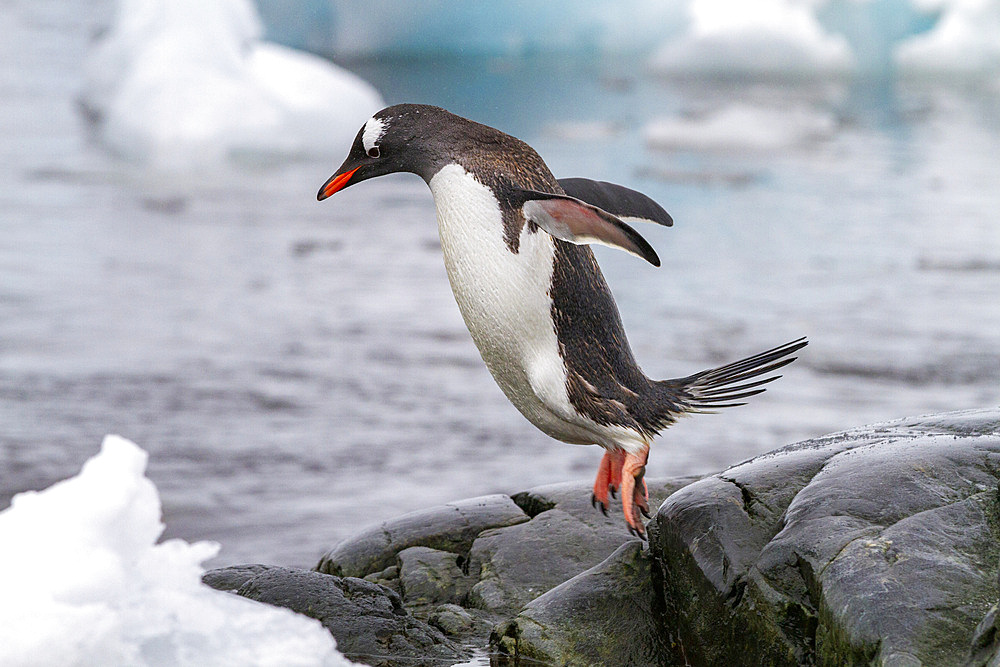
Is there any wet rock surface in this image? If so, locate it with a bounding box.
[202,565,466,667]
[654,408,1000,666]
[968,600,1000,667]
[315,494,529,578]
[202,410,1000,666]
[397,545,473,606]
[311,475,689,664]
[466,477,696,613]
[493,541,671,666]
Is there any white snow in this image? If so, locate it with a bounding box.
[0,435,354,667]
[81,0,384,169]
[896,0,1000,77]
[644,103,838,153]
[649,0,853,78]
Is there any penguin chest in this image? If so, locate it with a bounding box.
[428,164,588,440]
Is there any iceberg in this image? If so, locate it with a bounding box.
[247,0,996,83]
[649,0,853,78]
[323,0,687,57]
[895,0,1000,77]
[645,103,838,152]
[80,0,383,169]
[0,435,354,667]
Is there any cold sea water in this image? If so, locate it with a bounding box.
[2,2,1000,569]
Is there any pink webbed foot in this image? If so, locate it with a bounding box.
[619,446,651,540]
[590,449,625,516]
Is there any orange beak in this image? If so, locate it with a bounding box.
[317,166,360,201]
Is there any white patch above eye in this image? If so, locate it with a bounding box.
[362,117,386,153]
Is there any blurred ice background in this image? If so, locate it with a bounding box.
[2,0,999,576]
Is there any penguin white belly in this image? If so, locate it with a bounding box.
[428,164,600,445]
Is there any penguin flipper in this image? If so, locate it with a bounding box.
[515,188,661,267]
[557,178,673,228]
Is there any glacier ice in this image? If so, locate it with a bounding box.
[649,0,853,77]
[895,0,1000,77]
[253,0,1000,82]
[0,435,355,667]
[81,0,383,169]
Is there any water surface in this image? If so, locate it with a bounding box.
[2,1,999,568]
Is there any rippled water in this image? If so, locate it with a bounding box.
[2,1,999,569]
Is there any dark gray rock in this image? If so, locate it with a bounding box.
[467,476,696,613]
[316,494,528,578]
[493,541,671,666]
[968,602,1000,667]
[653,408,1000,666]
[201,564,269,592]
[397,546,473,606]
[429,603,474,636]
[204,565,466,667]
[511,475,700,530]
[468,509,637,613]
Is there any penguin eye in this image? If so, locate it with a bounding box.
[367,145,380,159]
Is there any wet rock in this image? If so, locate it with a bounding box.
[511,475,700,529]
[397,546,473,606]
[363,564,401,596]
[493,541,670,666]
[204,565,467,667]
[653,408,1000,666]
[316,494,528,578]
[468,509,634,613]
[429,603,474,636]
[468,476,696,613]
[201,564,269,592]
[968,601,1000,667]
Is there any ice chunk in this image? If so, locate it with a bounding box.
[650,0,853,77]
[324,0,688,57]
[645,103,838,152]
[816,0,940,76]
[896,0,1000,77]
[0,435,354,667]
[81,0,383,169]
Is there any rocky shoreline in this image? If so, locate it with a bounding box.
[204,408,1000,666]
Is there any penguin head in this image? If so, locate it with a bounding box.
[317,104,458,200]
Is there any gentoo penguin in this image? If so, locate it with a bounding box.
[318,104,806,538]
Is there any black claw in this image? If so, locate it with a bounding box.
[637,529,648,542]
[640,506,651,519]
[591,493,608,516]
[609,486,617,499]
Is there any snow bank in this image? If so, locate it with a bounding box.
[81,0,383,169]
[645,103,837,153]
[649,0,853,78]
[0,435,354,667]
[896,0,1000,77]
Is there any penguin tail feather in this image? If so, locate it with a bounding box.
[655,337,808,419]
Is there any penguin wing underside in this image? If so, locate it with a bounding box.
[557,178,673,228]
[516,188,661,267]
